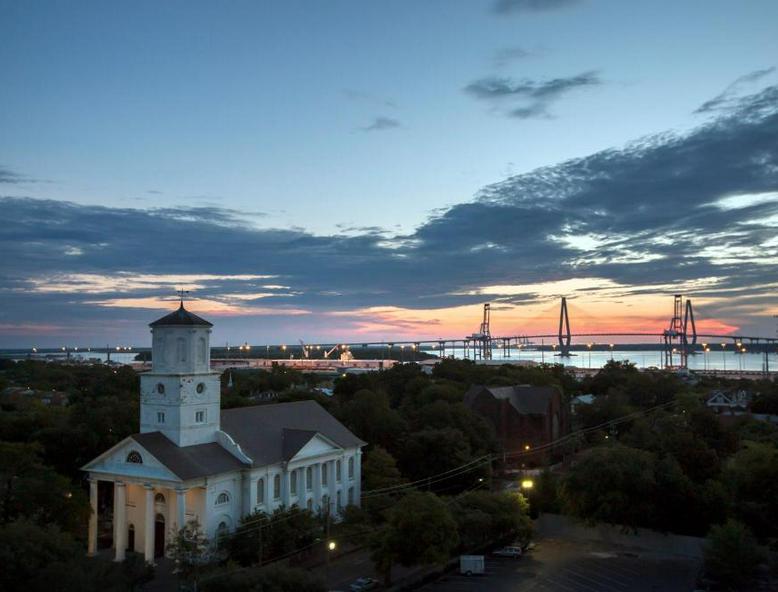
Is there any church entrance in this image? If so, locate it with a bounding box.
[127,524,135,552]
[154,514,165,558]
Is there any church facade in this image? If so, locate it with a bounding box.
[82,304,365,563]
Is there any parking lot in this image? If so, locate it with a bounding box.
[420,537,700,592]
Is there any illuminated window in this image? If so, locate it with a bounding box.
[126,451,143,464]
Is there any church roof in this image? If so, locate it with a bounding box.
[464,384,558,416]
[149,303,213,327]
[221,400,366,466]
[131,432,246,480]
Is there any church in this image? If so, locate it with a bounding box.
[82,303,365,563]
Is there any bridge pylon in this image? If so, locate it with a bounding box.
[558,296,572,357]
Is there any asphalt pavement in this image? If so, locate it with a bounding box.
[419,537,700,592]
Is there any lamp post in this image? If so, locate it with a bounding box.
[609,343,614,361]
[721,343,726,371]
[587,343,593,369]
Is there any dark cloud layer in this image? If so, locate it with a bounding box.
[465,71,601,118]
[1,84,777,340]
[493,0,581,15]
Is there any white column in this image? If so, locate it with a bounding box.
[114,481,127,561]
[313,463,322,512]
[327,461,336,514]
[282,468,291,507]
[144,484,155,563]
[176,488,187,532]
[354,449,363,507]
[88,478,98,556]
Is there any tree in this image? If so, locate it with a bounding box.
[370,492,458,585]
[200,564,325,592]
[561,445,657,530]
[452,491,531,550]
[362,446,404,492]
[724,441,778,538]
[167,520,213,588]
[336,390,407,452]
[704,520,764,588]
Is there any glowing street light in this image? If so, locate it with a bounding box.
[327,540,337,552]
[521,479,534,490]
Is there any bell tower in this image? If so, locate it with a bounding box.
[139,301,221,447]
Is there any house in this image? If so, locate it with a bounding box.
[82,302,365,563]
[706,389,751,414]
[464,384,568,455]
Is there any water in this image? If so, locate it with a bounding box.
[426,347,776,372]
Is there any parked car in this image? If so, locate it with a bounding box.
[459,555,485,576]
[493,546,523,558]
[349,577,379,591]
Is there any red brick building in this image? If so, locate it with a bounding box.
[464,384,568,456]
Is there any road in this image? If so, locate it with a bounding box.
[419,537,700,592]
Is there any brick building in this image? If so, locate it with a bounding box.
[464,384,568,456]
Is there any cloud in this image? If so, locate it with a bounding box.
[493,47,534,67]
[464,71,601,118]
[361,116,402,132]
[0,165,25,184]
[1,81,778,344]
[493,0,581,15]
[695,66,776,113]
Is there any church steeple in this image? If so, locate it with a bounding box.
[139,302,221,447]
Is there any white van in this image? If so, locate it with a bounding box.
[459,555,485,576]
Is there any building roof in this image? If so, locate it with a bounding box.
[131,431,246,480]
[149,303,213,327]
[464,384,558,415]
[221,400,366,466]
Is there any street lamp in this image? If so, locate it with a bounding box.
[521,479,534,490]
[609,343,614,361]
[587,343,593,368]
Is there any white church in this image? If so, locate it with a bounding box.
[82,303,365,563]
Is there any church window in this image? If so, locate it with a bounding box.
[195,410,205,423]
[157,411,165,424]
[336,490,342,510]
[306,467,313,491]
[257,479,265,504]
[348,487,354,505]
[198,337,206,364]
[348,457,354,479]
[215,492,230,505]
[196,382,205,394]
[155,493,166,504]
[273,475,281,499]
[217,521,228,534]
[126,451,143,464]
[336,460,342,482]
[290,471,297,495]
[156,383,165,395]
[176,337,186,363]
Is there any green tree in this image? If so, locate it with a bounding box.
[337,390,407,452]
[362,446,404,492]
[167,520,213,588]
[561,445,657,529]
[704,520,764,588]
[452,491,531,550]
[200,564,325,592]
[724,441,778,538]
[370,492,458,585]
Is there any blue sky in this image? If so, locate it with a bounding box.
[1,0,777,347]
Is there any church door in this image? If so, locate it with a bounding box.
[127,524,135,552]
[154,514,165,558]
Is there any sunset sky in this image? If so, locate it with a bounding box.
[1,0,777,347]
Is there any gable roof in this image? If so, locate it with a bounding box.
[130,432,246,480]
[149,303,213,327]
[221,400,365,466]
[465,384,558,415]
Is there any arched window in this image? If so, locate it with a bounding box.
[176,337,186,363]
[348,487,354,505]
[306,467,313,491]
[273,475,281,499]
[198,337,207,364]
[155,493,166,504]
[257,478,265,504]
[126,451,143,464]
[215,492,230,505]
[290,471,297,495]
[336,459,342,482]
[348,457,354,479]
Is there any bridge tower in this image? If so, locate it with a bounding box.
[663,294,696,369]
[558,297,572,357]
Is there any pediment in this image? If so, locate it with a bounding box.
[81,436,180,482]
[289,432,343,461]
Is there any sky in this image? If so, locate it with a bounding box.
[1,0,777,348]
